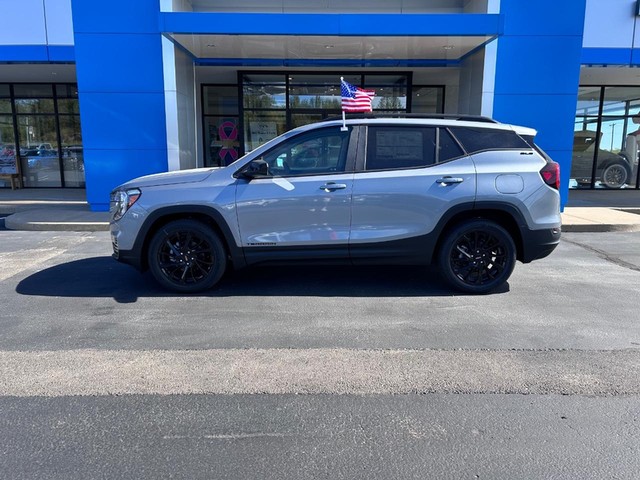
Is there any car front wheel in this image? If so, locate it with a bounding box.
[147,219,226,293]
[438,220,516,294]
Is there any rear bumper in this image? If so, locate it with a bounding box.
[521,226,561,263]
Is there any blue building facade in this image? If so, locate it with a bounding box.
[2,0,639,211]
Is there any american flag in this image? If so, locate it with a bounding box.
[341,79,375,113]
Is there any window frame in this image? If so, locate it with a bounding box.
[242,126,357,178]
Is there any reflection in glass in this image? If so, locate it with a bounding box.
[13,84,53,98]
[57,99,80,115]
[243,111,286,152]
[243,84,286,109]
[290,86,341,110]
[17,115,61,187]
[59,115,84,187]
[0,115,18,176]
[576,87,601,116]
[56,84,78,98]
[203,86,239,115]
[14,98,55,114]
[570,117,639,189]
[602,87,640,117]
[0,84,9,97]
[291,113,324,129]
[412,87,444,113]
[0,99,11,114]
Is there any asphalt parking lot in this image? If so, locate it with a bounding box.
[0,229,639,479]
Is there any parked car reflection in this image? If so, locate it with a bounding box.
[571,130,637,188]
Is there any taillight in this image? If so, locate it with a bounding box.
[540,161,560,190]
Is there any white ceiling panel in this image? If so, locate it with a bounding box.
[170,34,493,61]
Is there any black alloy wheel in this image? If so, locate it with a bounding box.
[148,219,226,293]
[438,219,516,294]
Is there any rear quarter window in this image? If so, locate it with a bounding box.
[450,127,530,154]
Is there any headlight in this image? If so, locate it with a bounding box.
[110,188,141,221]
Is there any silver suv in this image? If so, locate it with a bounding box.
[110,115,561,294]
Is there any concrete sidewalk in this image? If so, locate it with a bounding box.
[1,188,640,233]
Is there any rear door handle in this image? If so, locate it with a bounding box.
[436,176,464,185]
[320,182,347,192]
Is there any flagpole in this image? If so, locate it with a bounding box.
[340,77,348,131]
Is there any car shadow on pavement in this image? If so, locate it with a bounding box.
[15,256,509,303]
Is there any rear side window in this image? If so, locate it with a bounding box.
[521,134,553,162]
[439,128,465,162]
[366,127,436,170]
[450,127,530,154]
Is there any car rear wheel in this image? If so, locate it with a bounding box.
[147,219,226,293]
[438,220,516,294]
[601,162,629,189]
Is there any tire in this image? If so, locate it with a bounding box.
[147,219,227,293]
[601,162,629,189]
[438,219,516,294]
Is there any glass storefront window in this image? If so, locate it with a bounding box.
[243,83,286,109]
[55,84,78,98]
[59,115,84,187]
[57,99,80,115]
[0,83,82,189]
[291,113,324,129]
[1,115,18,176]
[17,115,62,187]
[14,98,55,114]
[289,85,341,110]
[0,99,11,114]
[13,84,53,98]
[203,86,239,115]
[204,116,240,167]
[243,111,286,152]
[372,86,407,110]
[203,73,444,164]
[412,87,444,113]
[602,87,640,117]
[571,86,640,190]
[576,87,601,116]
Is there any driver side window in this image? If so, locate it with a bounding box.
[260,128,351,176]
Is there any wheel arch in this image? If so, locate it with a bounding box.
[432,203,525,263]
[134,205,245,272]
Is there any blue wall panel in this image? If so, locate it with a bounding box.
[493,0,587,208]
[494,36,584,95]
[501,3,585,36]
[582,47,636,65]
[0,46,49,62]
[84,150,169,210]
[0,45,74,62]
[160,12,502,37]
[71,0,168,211]
[71,0,161,34]
[73,34,165,92]
[78,93,168,150]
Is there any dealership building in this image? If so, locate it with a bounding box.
[0,0,639,211]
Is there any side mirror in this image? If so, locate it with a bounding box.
[240,159,269,179]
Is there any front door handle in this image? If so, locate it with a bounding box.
[436,176,464,185]
[320,182,347,192]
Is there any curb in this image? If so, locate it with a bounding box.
[561,224,640,233]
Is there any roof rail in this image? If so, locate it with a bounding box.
[323,113,499,123]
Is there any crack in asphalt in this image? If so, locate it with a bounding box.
[562,237,640,272]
